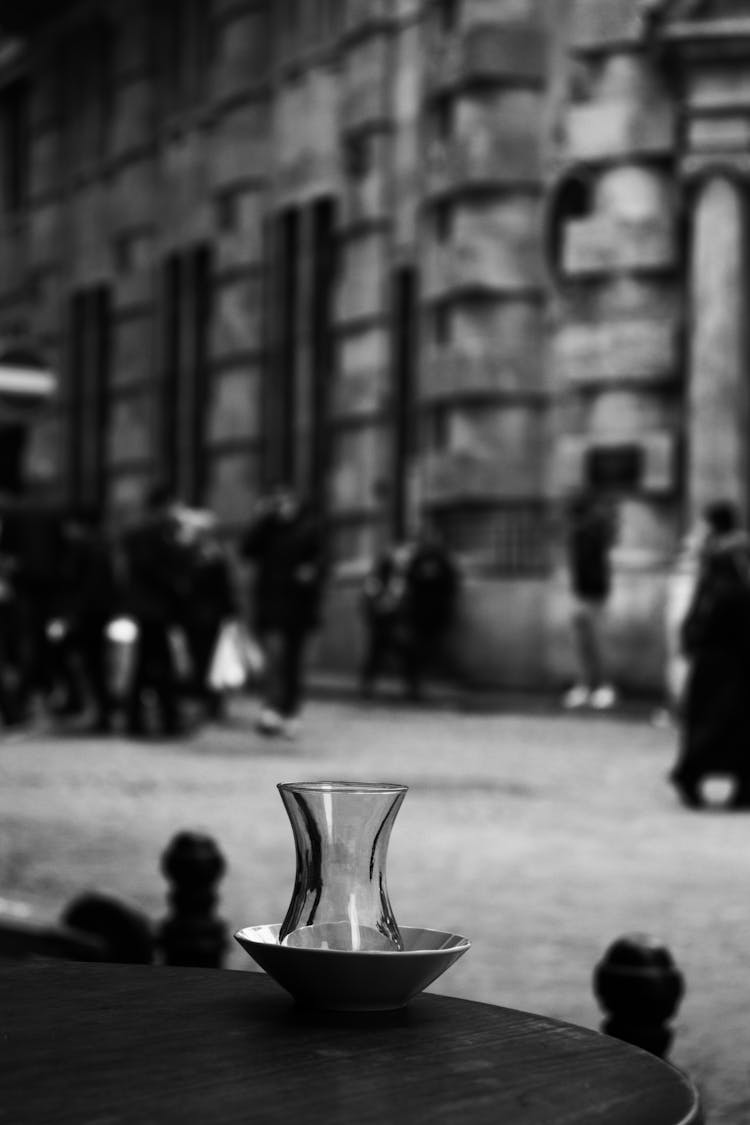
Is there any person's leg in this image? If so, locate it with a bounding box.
[572,601,600,688]
[586,603,618,709]
[54,627,87,718]
[187,622,213,716]
[17,606,51,717]
[81,620,113,732]
[360,618,385,697]
[0,607,17,726]
[199,622,225,720]
[401,630,423,701]
[280,629,307,720]
[256,631,283,733]
[152,624,182,735]
[126,619,152,734]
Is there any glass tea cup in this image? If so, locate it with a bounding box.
[278,781,407,952]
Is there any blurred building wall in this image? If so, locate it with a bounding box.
[0,0,747,694]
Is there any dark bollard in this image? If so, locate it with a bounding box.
[159,832,228,968]
[593,933,685,1057]
[62,892,155,964]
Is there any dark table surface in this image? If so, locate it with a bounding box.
[0,962,702,1124]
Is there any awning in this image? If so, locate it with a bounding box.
[0,347,56,421]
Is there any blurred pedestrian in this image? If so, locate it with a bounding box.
[0,516,23,727]
[61,506,124,734]
[181,510,239,723]
[561,490,618,711]
[360,523,458,701]
[670,501,750,809]
[402,521,458,701]
[122,486,189,737]
[240,486,326,738]
[359,541,413,698]
[6,501,69,722]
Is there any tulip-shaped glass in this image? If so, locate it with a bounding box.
[278,781,407,951]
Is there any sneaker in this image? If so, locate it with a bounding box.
[256,707,283,736]
[590,684,617,710]
[562,684,590,709]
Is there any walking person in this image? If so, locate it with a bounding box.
[561,490,618,711]
[61,507,124,734]
[359,542,413,699]
[402,522,458,701]
[182,510,239,723]
[669,501,750,809]
[122,486,189,738]
[0,522,22,728]
[240,486,326,738]
[9,502,70,723]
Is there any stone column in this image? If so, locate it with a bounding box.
[688,175,747,523]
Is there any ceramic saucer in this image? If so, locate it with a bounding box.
[234,924,471,1011]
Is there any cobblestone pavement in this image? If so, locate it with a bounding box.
[1,696,747,1123]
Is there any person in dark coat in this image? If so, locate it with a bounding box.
[5,502,71,721]
[61,507,124,734]
[240,487,326,737]
[0,520,23,728]
[182,512,239,722]
[670,502,750,809]
[360,524,458,701]
[122,487,190,737]
[359,542,414,698]
[402,523,458,700]
[562,490,618,711]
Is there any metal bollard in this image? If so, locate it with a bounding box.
[593,932,685,1057]
[62,891,155,964]
[159,831,228,968]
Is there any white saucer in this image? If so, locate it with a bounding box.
[234,924,471,1011]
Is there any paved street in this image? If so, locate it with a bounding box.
[1,696,747,1123]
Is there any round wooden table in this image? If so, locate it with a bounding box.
[0,962,701,1124]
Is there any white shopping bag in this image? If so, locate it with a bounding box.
[236,623,265,680]
[208,623,247,692]
[106,617,139,700]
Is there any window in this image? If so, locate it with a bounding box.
[424,403,449,453]
[342,131,371,180]
[310,197,337,510]
[67,286,112,510]
[1,78,29,213]
[321,0,344,40]
[156,0,211,115]
[267,206,300,488]
[433,503,550,574]
[59,20,114,170]
[438,0,460,34]
[435,201,453,243]
[434,95,454,143]
[544,170,594,282]
[434,303,451,346]
[216,189,239,234]
[391,266,418,539]
[160,245,213,504]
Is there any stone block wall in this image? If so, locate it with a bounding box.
[0,0,709,694]
[545,11,686,693]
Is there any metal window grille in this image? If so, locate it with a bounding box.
[433,503,550,575]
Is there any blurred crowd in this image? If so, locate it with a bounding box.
[0,485,242,737]
[0,482,460,741]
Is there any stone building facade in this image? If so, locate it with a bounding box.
[0,0,746,693]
